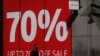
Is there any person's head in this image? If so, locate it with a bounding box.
[34,44,38,51]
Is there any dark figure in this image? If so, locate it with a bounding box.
[31,44,39,56]
[91,49,95,56]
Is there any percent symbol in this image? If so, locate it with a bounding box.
[38,9,68,42]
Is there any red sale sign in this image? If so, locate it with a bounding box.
[3,0,72,56]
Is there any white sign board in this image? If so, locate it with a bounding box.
[69,1,79,10]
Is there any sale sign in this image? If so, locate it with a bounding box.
[3,0,72,56]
